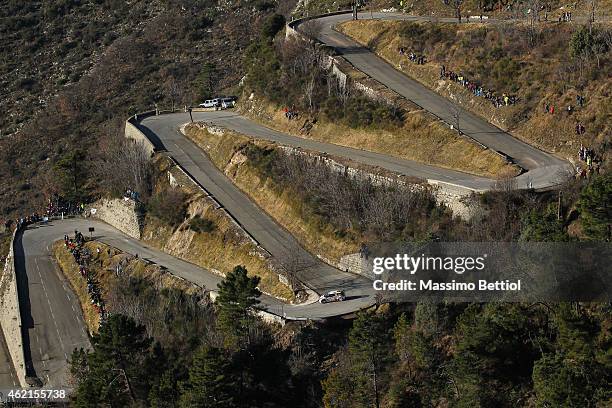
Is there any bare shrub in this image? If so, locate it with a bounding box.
[247,145,440,241]
[147,188,188,226]
[94,126,153,200]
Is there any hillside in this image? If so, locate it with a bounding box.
[2,2,610,407]
[338,19,611,166]
[294,0,612,19]
[0,0,282,221]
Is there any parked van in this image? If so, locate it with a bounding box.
[221,97,236,109]
[199,98,220,108]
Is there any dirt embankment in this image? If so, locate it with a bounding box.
[238,95,518,178]
[53,240,198,334]
[141,157,294,301]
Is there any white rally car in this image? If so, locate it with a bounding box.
[319,290,346,304]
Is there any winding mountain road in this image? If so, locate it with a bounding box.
[2,11,574,390]
[4,225,91,389]
[2,216,374,389]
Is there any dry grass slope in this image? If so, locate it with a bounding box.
[337,20,611,164]
[240,97,518,178]
[142,157,294,300]
[53,240,201,333]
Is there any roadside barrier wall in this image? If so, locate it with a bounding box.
[125,110,157,156]
[0,228,27,387]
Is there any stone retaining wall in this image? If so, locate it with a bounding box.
[0,228,27,387]
[278,145,481,221]
[88,198,143,239]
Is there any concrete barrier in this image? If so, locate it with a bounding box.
[286,10,353,39]
[125,110,157,156]
[0,228,27,387]
[191,107,218,113]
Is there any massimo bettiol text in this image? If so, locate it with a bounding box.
[372,253,521,292]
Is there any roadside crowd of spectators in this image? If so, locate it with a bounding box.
[439,64,518,108]
[544,94,586,118]
[64,231,107,324]
[576,144,601,179]
[46,196,84,217]
[123,188,140,202]
[282,106,299,120]
[397,47,519,109]
[13,213,43,231]
[4,196,85,234]
[399,48,427,65]
[559,11,572,22]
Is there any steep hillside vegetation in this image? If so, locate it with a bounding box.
[241,22,517,177]
[0,0,279,221]
[294,0,612,19]
[339,20,611,165]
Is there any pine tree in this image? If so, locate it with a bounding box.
[537,303,609,406]
[53,149,88,202]
[72,314,153,407]
[393,313,412,364]
[347,311,391,408]
[216,265,261,349]
[449,304,539,406]
[149,370,179,408]
[179,346,234,408]
[195,63,217,101]
[321,363,354,408]
[520,204,570,242]
[577,174,611,241]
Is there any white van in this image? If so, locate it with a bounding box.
[221,98,236,109]
[199,98,220,108]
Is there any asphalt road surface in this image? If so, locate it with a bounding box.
[21,219,374,320]
[13,225,91,388]
[3,10,575,392]
[140,114,374,299]
[8,218,372,390]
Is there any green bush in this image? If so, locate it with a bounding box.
[577,174,611,241]
[570,26,595,58]
[323,96,404,129]
[254,0,275,11]
[261,14,285,39]
[188,215,216,233]
[243,144,278,176]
